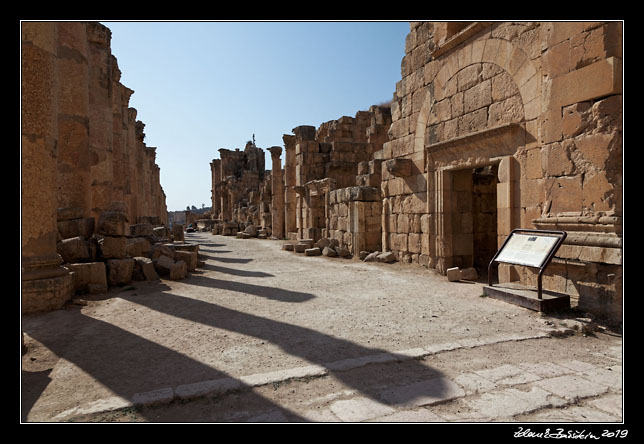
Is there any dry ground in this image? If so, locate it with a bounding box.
[21,232,623,423]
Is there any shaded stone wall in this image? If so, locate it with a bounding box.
[328,187,382,256]
[22,22,168,313]
[384,21,622,320]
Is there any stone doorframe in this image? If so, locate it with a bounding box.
[413,36,540,274]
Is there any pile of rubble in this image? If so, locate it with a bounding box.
[55,201,203,299]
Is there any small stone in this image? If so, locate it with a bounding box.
[376,252,396,263]
[447,267,462,281]
[305,247,322,256]
[364,251,381,262]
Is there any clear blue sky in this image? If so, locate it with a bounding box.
[103,21,410,212]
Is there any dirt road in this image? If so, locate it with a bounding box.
[21,232,623,424]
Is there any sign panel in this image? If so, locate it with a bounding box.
[495,233,561,268]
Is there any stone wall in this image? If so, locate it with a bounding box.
[22,22,168,313]
[283,106,392,242]
[384,21,622,320]
[328,187,382,256]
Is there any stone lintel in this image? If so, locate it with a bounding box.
[426,123,525,167]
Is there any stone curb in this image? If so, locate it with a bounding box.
[52,330,554,420]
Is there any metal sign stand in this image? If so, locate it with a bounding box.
[484,229,570,313]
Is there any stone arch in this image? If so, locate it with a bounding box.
[414,38,540,154]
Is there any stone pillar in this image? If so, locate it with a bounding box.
[283,135,297,238]
[55,22,91,216]
[268,146,285,239]
[86,22,114,220]
[21,22,72,313]
[210,159,221,218]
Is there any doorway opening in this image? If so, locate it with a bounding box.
[450,164,499,280]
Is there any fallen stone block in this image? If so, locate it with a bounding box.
[447,267,462,282]
[57,236,90,263]
[126,237,152,258]
[316,238,330,249]
[447,267,478,282]
[323,246,338,257]
[364,251,381,262]
[170,260,188,280]
[299,239,314,248]
[244,224,258,237]
[335,246,351,258]
[132,257,159,281]
[283,244,295,251]
[67,262,107,293]
[106,258,134,286]
[154,254,175,276]
[294,244,307,253]
[175,250,197,271]
[97,211,129,236]
[151,244,174,261]
[100,235,127,259]
[305,247,322,256]
[359,251,370,260]
[376,252,396,263]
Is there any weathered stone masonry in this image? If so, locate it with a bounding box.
[22,22,169,313]
[384,21,622,320]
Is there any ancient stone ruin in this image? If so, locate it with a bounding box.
[21,22,197,314]
[208,21,622,322]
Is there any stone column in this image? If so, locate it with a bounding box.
[21,22,72,313]
[87,22,114,220]
[210,159,221,218]
[55,22,91,215]
[268,146,285,239]
[283,135,297,238]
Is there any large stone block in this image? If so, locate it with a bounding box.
[126,237,152,258]
[106,258,134,286]
[100,235,126,259]
[154,254,175,275]
[174,250,197,271]
[97,210,129,236]
[67,262,107,293]
[57,236,90,263]
[170,260,188,280]
[132,257,159,281]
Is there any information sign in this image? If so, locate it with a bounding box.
[494,233,561,268]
